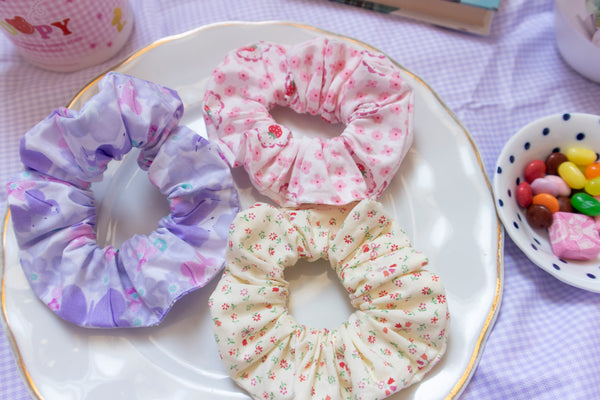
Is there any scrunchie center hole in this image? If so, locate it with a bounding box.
[270,105,344,140]
[92,150,171,248]
[284,258,354,330]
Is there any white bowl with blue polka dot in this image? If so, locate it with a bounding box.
[494,112,600,293]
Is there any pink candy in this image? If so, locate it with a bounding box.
[531,177,559,197]
[531,175,571,197]
[545,175,572,197]
[549,212,600,260]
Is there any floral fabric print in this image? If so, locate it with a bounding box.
[7,72,241,328]
[203,37,415,207]
[209,200,449,400]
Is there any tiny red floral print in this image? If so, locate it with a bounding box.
[437,294,446,304]
[344,235,353,244]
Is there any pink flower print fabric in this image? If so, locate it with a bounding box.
[209,200,449,400]
[7,72,240,328]
[203,37,415,207]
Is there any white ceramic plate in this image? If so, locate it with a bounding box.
[494,112,600,293]
[1,21,502,400]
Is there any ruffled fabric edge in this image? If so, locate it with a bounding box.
[203,38,414,207]
[7,73,240,328]
[209,200,449,399]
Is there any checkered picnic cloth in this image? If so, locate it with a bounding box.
[1,0,599,399]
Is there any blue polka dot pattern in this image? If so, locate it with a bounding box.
[493,113,600,292]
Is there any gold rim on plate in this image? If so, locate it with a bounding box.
[1,20,503,400]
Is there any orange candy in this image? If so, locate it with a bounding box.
[585,162,600,179]
[532,193,560,213]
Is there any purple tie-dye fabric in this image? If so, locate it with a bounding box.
[6,72,240,328]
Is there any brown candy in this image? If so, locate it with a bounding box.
[526,204,553,229]
[545,152,568,175]
[557,195,574,213]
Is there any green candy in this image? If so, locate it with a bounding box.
[571,192,600,216]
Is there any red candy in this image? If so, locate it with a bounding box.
[524,159,546,183]
[516,182,533,207]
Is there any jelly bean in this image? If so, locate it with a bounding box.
[526,204,553,229]
[530,177,559,197]
[571,192,600,216]
[532,193,560,213]
[524,159,546,183]
[544,175,571,197]
[558,161,586,189]
[566,147,597,165]
[516,181,533,207]
[557,196,574,213]
[545,152,568,175]
[585,162,600,179]
[585,176,600,196]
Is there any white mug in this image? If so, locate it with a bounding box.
[0,0,134,72]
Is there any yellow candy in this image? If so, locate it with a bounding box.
[585,176,600,196]
[558,161,587,189]
[566,147,597,166]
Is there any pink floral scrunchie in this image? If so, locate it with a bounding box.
[202,37,414,206]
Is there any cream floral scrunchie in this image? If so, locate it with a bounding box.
[209,200,449,400]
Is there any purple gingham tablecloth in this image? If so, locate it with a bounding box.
[1,0,599,399]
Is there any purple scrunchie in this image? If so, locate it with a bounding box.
[7,72,240,328]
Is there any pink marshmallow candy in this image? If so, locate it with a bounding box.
[531,176,559,197]
[549,212,600,260]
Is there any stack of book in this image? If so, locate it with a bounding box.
[330,0,501,36]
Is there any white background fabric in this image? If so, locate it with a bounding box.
[1,0,599,399]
